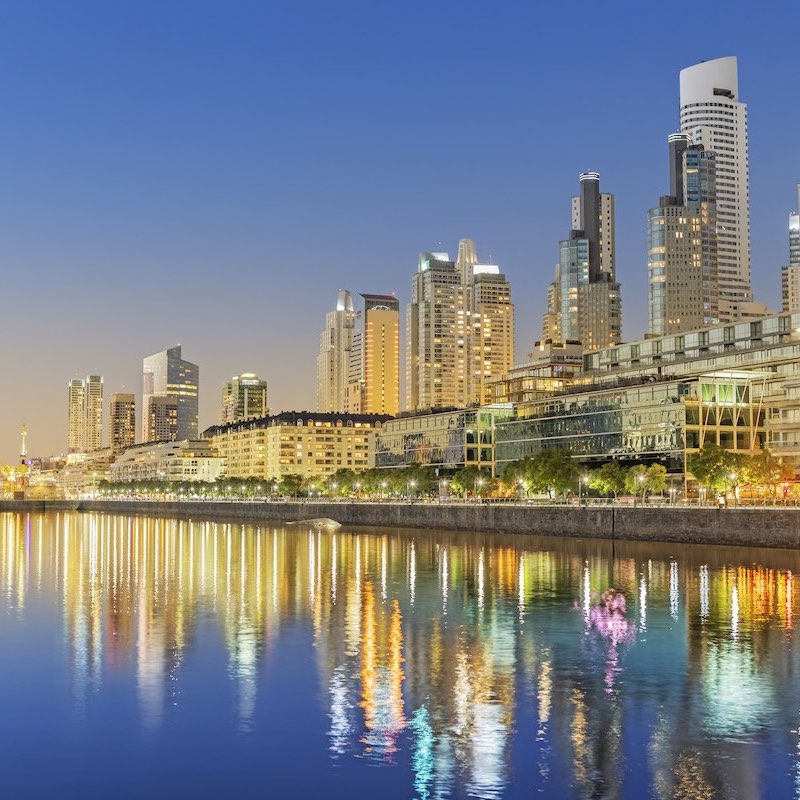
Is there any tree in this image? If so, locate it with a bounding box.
[743,449,793,497]
[451,466,491,497]
[687,444,745,495]
[625,465,648,499]
[644,464,667,497]
[279,473,303,497]
[588,462,627,499]
[529,450,577,499]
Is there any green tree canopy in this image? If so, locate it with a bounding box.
[588,462,627,498]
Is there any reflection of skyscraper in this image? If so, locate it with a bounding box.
[142,345,198,442]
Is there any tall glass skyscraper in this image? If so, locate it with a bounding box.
[680,57,761,321]
[142,345,199,442]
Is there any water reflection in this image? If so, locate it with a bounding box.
[1,512,800,798]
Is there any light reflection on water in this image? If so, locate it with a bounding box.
[0,511,799,799]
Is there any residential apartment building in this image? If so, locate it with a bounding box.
[648,134,719,335]
[66,375,103,453]
[317,290,357,413]
[111,439,225,483]
[203,412,392,480]
[407,240,514,411]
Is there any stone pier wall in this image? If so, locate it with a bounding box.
[38,500,800,549]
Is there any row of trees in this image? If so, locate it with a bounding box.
[686,444,794,497]
[98,445,795,502]
[98,466,440,500]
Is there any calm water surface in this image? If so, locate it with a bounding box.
[1,511,799,799]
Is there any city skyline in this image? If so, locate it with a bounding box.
[1,3,798,460]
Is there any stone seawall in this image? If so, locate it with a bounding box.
[0,500,81,513]
[51,500,800,549]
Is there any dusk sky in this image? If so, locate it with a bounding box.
[1,1,798,461]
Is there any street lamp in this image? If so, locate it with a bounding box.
[580,473,588,504]
[381,481,387,500]
[408,479,416,499]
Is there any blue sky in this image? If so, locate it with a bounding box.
[1,0,798,459]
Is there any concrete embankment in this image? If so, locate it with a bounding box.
[7,499,784,549]
[0,500,81,513]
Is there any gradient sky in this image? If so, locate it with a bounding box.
[1,0,798,461]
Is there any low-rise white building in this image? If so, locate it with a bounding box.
[111,440,226,483]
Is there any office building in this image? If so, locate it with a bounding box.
[66,375,104,453]
[317,290,357,413]
[203,412,391,480]
[679,56,766,322]
[110,393,136,453]
[220,373,268,423]
[142,345,199,442]
[407,240,514,411]
[373,405,513,476]
[648,134,719,335]
[781,184,800,312]
[543,173,621,350]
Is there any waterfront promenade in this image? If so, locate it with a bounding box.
[2,498,800,549]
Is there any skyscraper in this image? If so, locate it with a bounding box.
[679,57,755,322]
[67,379,85,453]
[407,240,513,411]
[346,294,400,416]
[648,134,719,335]
[220,373,268,423]
[142,346,199,442]
[781,184,800,312]
[316,290,357,413]
[110,393,136,452]
[543,173,621,350]
[66,375,104,453]
[457,240,515,406]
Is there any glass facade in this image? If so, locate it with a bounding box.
[495,372,767,474]
[374,406,513,475]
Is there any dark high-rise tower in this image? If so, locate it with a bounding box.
[543,173,621,351]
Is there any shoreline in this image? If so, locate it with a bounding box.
[2,498,800,549]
